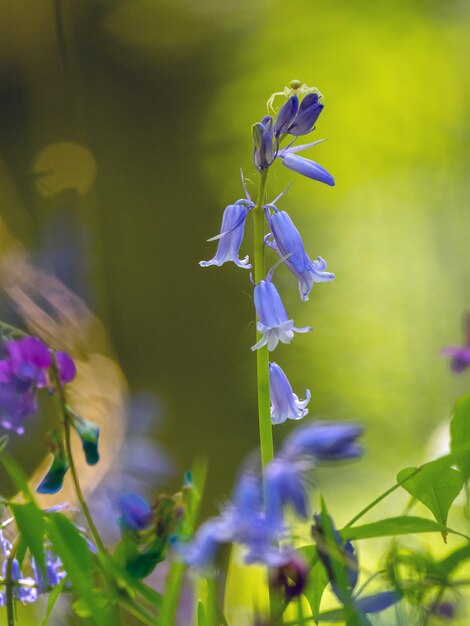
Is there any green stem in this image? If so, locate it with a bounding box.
[160,561,185,626]
[342,467,422,530]
[5,537,20,626]
[253,169,274,469]
[53,366,106,556]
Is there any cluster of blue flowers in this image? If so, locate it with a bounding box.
[201,85,335,425]
[178,422,363,574]
[0,528,66,606]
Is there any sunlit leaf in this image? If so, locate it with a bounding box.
[46,512,113,625]
[301,555,329,624]
[11,502,46,575]
[397,461,464,540]
[340,516,467,540]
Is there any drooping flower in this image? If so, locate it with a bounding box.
[269,362,310,424]
[200,200,253,269]
[282,422,364,462]
[277,140,334,186]
[265,207,335,301]
[252,278,312,352]
[0,336,76,434]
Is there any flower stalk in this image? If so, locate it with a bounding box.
[52,363,106,556]
[252,170,274,470]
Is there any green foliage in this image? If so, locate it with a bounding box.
[341,516,465,541]
[39,577,68,626]
[45,512,113,625]
[397,459,464,540]
[300,553,329,624]
[198,600,208,626]
[11,502,46,575]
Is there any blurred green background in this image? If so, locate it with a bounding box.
[1,0,470,570]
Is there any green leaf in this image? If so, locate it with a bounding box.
[301,555,329,624]
[397,461,464,540]
[450,393,470,481]
[11,502,46,575]
[341,516,467,540]
[46,512,112,626]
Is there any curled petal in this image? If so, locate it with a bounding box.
[269,362,310,425]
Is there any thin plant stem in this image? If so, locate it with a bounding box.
[52,365,106,556]
[5,537,20,626]
[342,467,422,530]
[252,169,274,469]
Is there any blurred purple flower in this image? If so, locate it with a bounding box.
[265,458,309,528]
[442,346,470,372]
[269,362,310,425]
[282,421,364,462]
[252,279,311,352]
[119,493,153,531]
[0,336,76,434]
[442,315,470,373]
[32,553,67,593]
